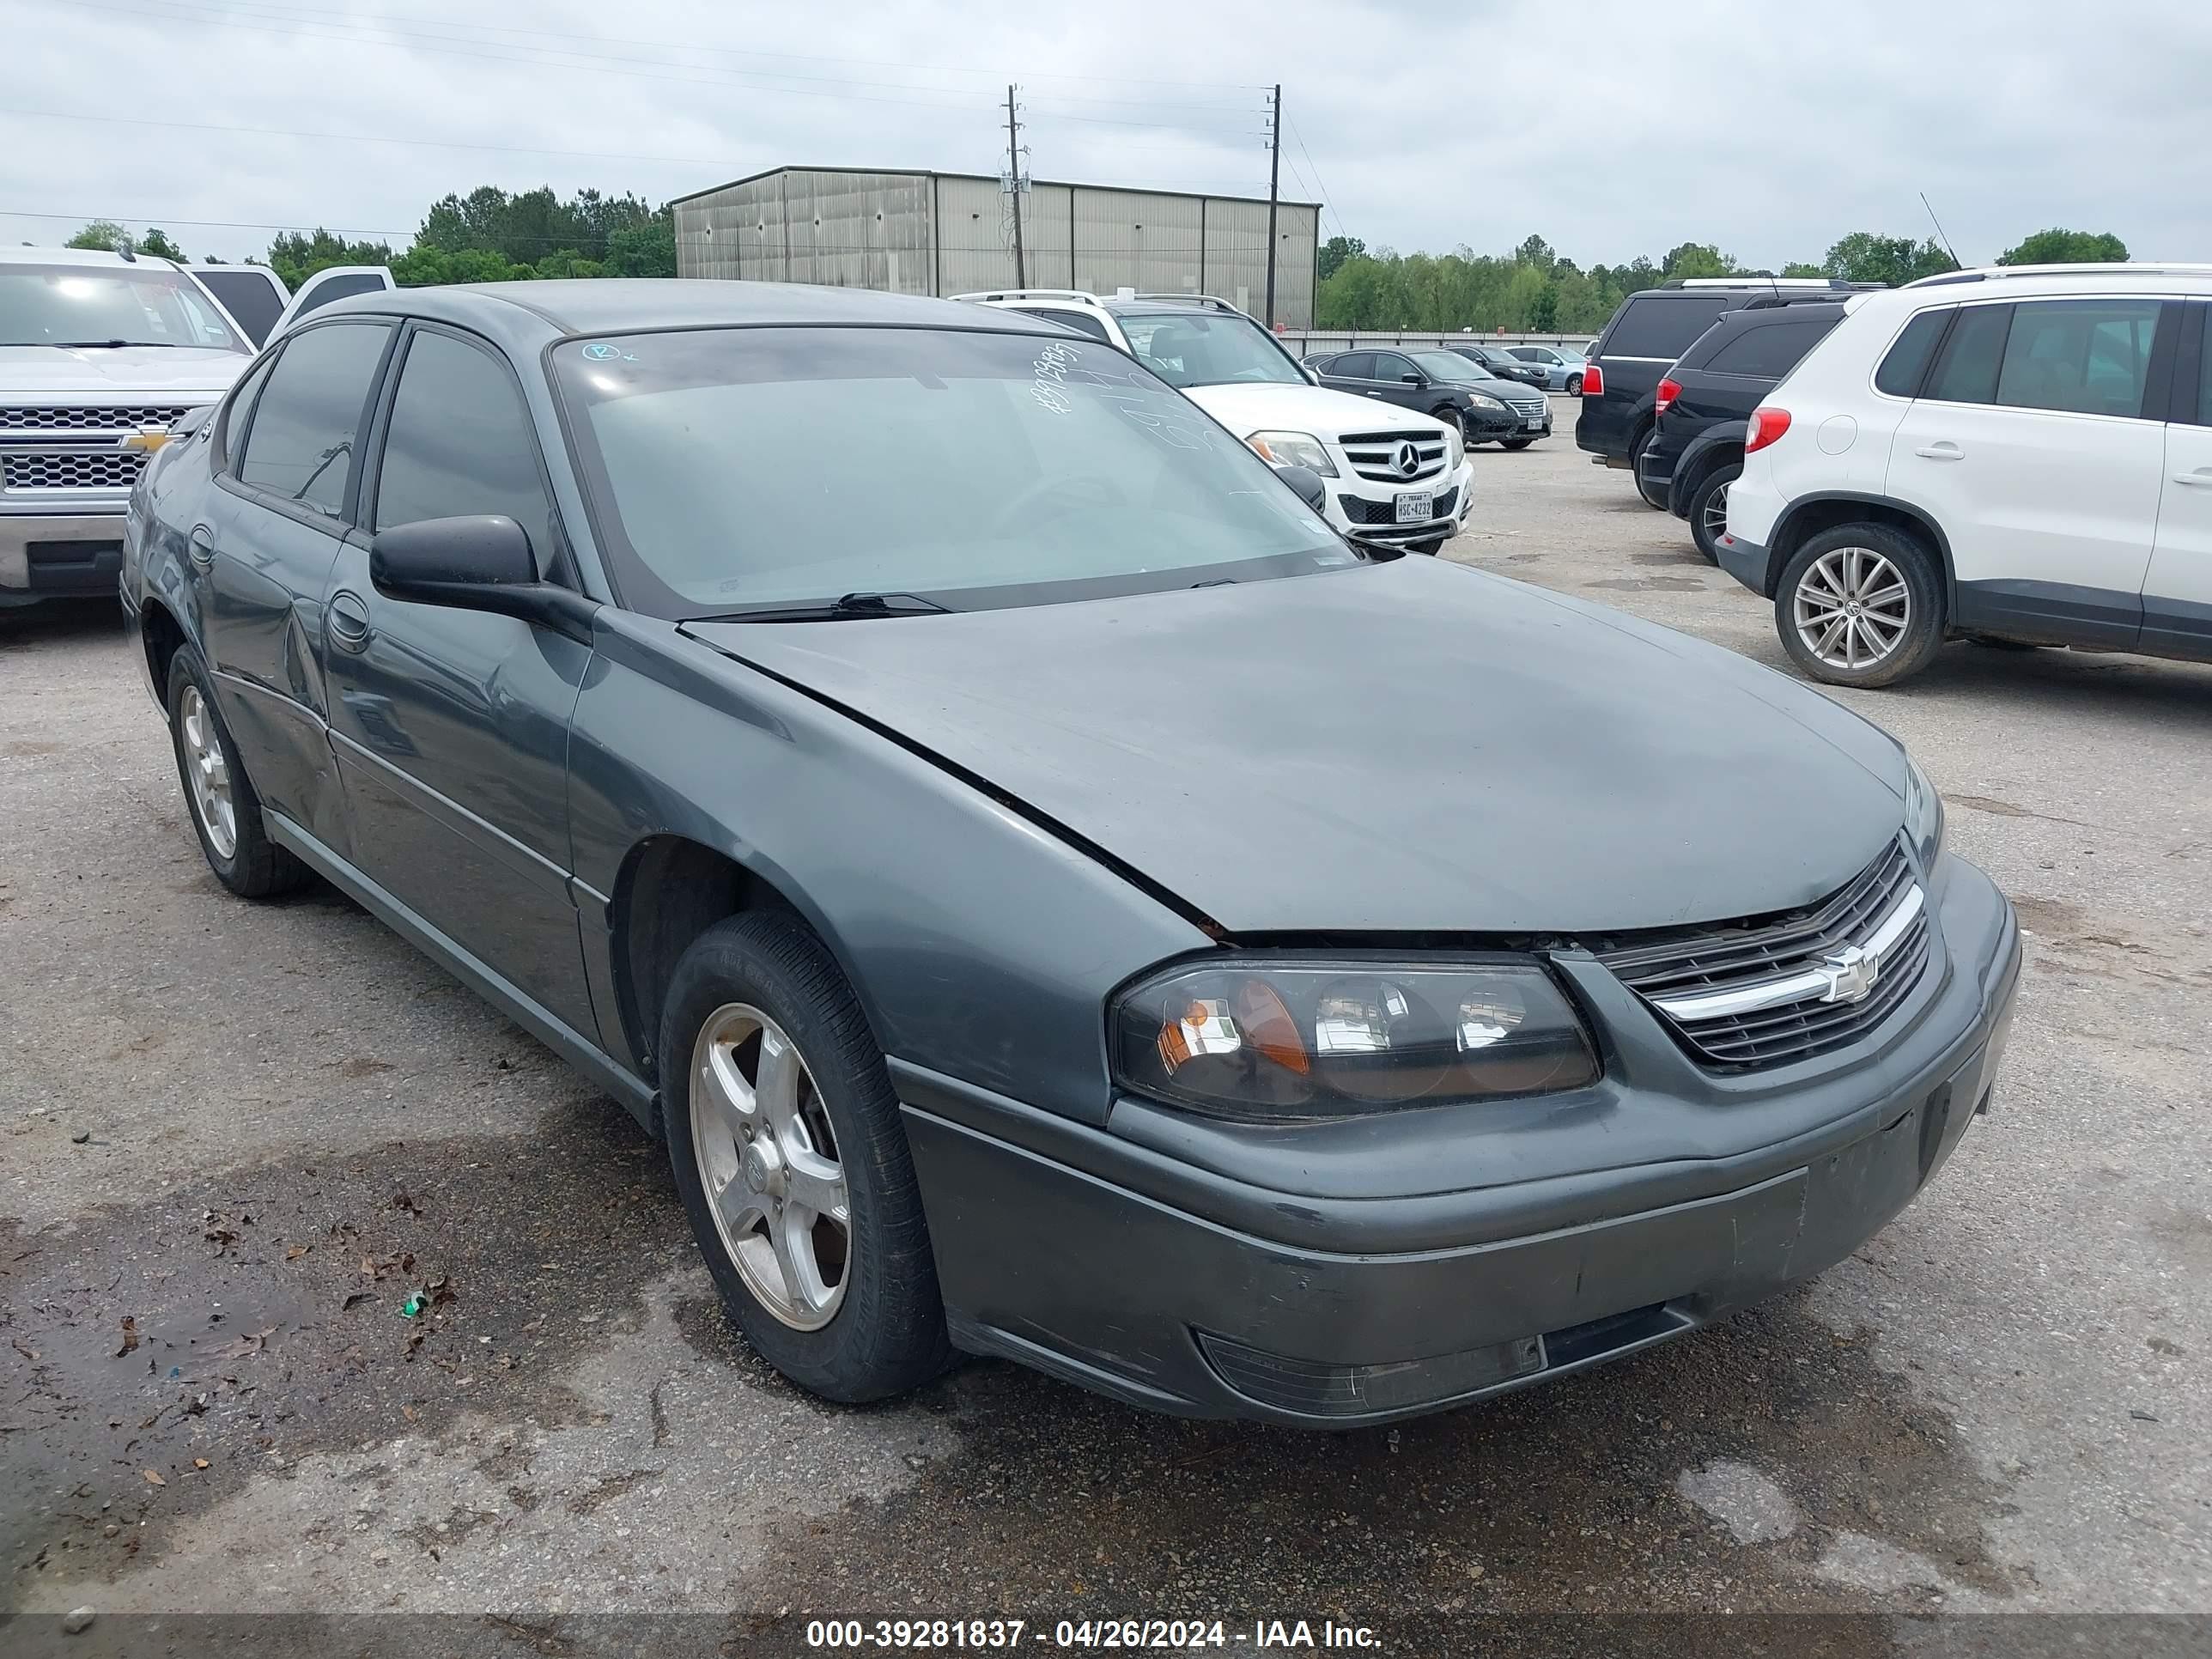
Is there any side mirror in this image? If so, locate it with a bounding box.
[1273,463,1328,514]
[1401,373,1425,386]
[369,515,598,644]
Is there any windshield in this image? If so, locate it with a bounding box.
[1409,350,1488,383]
[554,326,1353,620]
[1115,312,1306,388]
[0,264,246,351]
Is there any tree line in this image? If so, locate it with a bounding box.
[1314,227,2131,333]
[59,185,678,289]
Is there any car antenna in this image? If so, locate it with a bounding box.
[1919,192,1963,271]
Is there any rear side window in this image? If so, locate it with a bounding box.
[1329,351,1374,378]
[373,330,555,565]
[292,271,388,320]
[1995,299,2162,418]
[1875,309,1953,397]
[234,322,392,514]
[1702,319,1835,378]
[1603,295,1730,358]
[1923,305,2011,405]
[1012,307,1112,344]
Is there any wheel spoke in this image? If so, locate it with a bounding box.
[754,1029,802,1135]
[1813,612,1851,661]
[701,1040,757,1138]
[785,1149,848,1226]
[769,1206,832,1316]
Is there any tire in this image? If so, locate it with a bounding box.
[166,643,309,899]
[1433,408,1466,443]
[1565,374,1583,397]
[1774,523,1946,689]
[1499,437,1536,452]
[1407,538,1445,555]
[1631,427,1668,508]
[1686,462,1741,565]
[661,911,950,1403]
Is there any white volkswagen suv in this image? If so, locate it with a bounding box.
[1722,263,2212,687]
[958,289,1475,553]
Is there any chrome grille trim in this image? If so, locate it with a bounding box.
[0,404,190,430]
[1339,432,1448,484]
[2,452,148,490]
[1595,839,1935,1069]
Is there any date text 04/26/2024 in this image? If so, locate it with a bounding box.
[804,1620,1383,1650]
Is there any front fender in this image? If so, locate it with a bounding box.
[566,612,1212,1128]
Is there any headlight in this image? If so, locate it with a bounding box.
[1112,957,1600,1121]
[1904,756,1946,869]
[1443,421,1465,465]
[1245,430,1337,477]
[1467,393,1506,412]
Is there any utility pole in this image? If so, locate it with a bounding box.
[1005,84,1026,289]
[1263,84,1281,328]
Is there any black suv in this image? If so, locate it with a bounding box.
[1576,280,1875,504]
[1642,301,1850,561]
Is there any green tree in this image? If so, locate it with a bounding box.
[1515,234,1557,276]
[1996,228,2128,266]
[137,228,185,263]
[265,228,395,289]
[1661,242,1734,280]
[1316,234,1365,283]
[419,184,659,265]
[1528,282,1559,331]
[603,214,677,277]
[1823,231,1953,286]
[64,219,129,251]
[1779,261,1827,278]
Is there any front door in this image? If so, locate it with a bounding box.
[1888,297,2171,647]
[2143,301,2212,656]
[321,321,595,1036]
[203,319,395,848]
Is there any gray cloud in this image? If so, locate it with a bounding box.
[4,0,2205,269]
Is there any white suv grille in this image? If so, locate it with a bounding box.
[1339,430,1448,483]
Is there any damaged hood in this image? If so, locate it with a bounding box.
[684,557,1907,936]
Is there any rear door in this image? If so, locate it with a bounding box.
[205,318,397,848]
[1887,296,2172,647]
[2143,301,2212,654]
[1315,350,1376,395]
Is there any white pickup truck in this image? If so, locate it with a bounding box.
[1,246,390,610]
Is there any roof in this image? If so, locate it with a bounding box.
[669,164,1319,214]
[310,277,1075,342]
[0,246,189,270]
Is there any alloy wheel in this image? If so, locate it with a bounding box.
[689,1003,850,1330]
[1699,483,1731,547]
[1793,545,1911,672]
[178,684,237,859]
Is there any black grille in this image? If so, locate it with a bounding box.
[1337,483,1457,526]
[1595,839,1931,1069]
[1,451,145,490]
[0,404,189,430]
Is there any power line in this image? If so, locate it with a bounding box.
[1285,118,1346,240]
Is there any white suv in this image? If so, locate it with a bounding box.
[957,289,1475,553]
[1722,263,2212,687]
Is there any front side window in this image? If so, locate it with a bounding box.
[234,322,392,514]
[1115,313,1304,387]
[194,270,284,348]
[1373,353,1418,382]
[1923,305,2011,405]
[1995,299,2162,418]
[554,326,1349,620]
[0,262,246,351]
[374,330,556,563]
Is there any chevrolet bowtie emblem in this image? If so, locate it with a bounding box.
[1816,943,1880,1004]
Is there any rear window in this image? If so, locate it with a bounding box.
[1601,295,1734,358]
[1699,317,1837,378]
[1875,309,1953,398]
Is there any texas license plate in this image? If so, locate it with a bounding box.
[1394,490,1433,523]
[1524,417,1547,430]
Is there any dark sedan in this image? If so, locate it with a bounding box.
[1450,341,1555,390]
[1309,347,1552,448]
[123,281,2019,1426]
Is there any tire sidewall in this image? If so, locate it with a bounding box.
[1566,374,1583,397]
[1775,525,1946,688]
[166,645,250,888]
[1687,463,1742,564]
[659,914,945,1401]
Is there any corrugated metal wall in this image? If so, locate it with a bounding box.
[675,169,1320,325]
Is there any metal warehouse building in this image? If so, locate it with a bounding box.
[671,167,1321,328]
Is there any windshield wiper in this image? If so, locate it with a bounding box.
[52,338,179,349]
[687,590,952,623]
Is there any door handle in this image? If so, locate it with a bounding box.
[187,524,216,569]
[1914,442,1964,461]
[1365,390,1382,397]
[2173,471,2212,486]
[327,589,373,653]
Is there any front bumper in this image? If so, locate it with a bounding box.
[0,506,127,606]
[903,857,2021,1426]
[1329,458,1474,545]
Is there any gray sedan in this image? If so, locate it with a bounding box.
[123,281,2020,1425]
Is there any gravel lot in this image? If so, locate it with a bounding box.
[4,407,2209,1654]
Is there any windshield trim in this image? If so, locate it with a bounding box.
[546,321,1358,622]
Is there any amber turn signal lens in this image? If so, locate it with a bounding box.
[1232,978,1309,1076]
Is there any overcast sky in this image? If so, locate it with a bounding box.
[6,0,2208,270]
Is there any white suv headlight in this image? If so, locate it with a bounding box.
[1246,431,1337,477]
